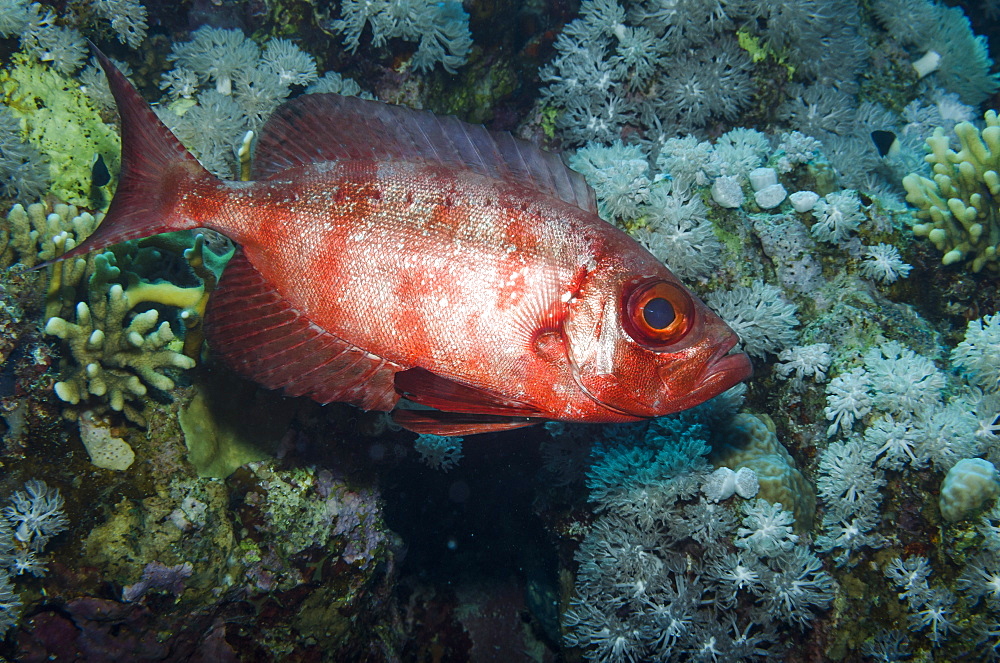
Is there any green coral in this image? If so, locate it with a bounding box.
[902,109,1000,272]
[0,52,120,208]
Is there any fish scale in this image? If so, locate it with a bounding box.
[61,45,752,436]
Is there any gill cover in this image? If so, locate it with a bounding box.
[565,269,749,419]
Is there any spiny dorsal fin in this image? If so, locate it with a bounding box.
[252,93,597,214]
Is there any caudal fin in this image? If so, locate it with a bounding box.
[59,44,222,262]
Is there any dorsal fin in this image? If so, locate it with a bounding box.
[252,93,597,214]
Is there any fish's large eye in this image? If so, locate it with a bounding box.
[623,280,694,347]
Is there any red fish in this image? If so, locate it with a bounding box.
[68,48,751,436]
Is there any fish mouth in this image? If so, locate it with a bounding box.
[692,335,753,397]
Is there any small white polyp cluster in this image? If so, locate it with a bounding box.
[702,466,760,502]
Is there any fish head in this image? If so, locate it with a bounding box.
[564,259,751,419]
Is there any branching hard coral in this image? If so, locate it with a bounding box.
[45,283,196,425]
[1,200,100,271]
[903,110,1000,272]
[3,198,221,426]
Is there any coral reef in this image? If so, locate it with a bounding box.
[939,458,1000,522]
[1,0,1000,661]
[0,479,67,634]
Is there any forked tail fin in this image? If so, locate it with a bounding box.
[57,44,224,262]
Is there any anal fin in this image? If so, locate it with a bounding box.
[392,409,541,436]
[206,250,401,411]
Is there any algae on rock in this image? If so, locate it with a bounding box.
[178,374,293,478]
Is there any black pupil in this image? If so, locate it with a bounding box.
[643,297,675,330]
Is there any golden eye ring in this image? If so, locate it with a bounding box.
[623,280,694,347]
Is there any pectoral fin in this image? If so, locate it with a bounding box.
[391,367,547,435]
[393,367,544,417]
